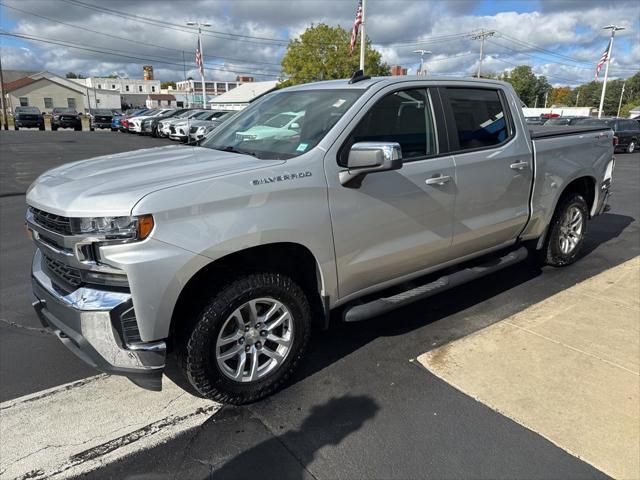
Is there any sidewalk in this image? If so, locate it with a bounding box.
[419,257,640,479]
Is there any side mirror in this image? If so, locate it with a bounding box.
[339,142,402,186]
[290,122,300,130]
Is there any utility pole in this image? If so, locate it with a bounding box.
[534,95,538,108]
[598,25,625,118]
[575,88,580,107]
[472,29,495,78]
[0,51,8,130]
[544,90,549,108]
[359,0,366,72]
[617,81,626,117]
[187,20,211,109]
[413,49,431,76]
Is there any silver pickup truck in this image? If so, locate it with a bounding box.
[26,75,615,404]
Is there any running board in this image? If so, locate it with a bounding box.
[343,246,529,322]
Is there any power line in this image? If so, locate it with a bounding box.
[0,2,283,68]
[0,32,282,77]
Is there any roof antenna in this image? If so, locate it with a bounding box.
[349,69,371,84]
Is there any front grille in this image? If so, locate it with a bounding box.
[62,116,76,122]
[43,254,82,289]
[189,126,198,134]
[170,126,176,134]
[30,207,72,235]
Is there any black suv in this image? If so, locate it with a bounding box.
[13,106,45,131]
[88,109,114,131]
[51,107,82,131]
[573,117,639,153]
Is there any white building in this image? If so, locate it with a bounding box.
[4,71,120,113]
[71,77,161,95]
[175,79,246,107]
[208,80,278,111]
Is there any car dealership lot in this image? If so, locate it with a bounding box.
[0,130,638,479]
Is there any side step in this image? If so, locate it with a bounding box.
[343,246,529,322]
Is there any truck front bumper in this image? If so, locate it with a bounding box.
[31,249,166,390]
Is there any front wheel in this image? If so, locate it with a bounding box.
[627,140,636,154]
[179,273,312,404]
[542,193,589,267]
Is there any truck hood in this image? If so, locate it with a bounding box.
[26,145,283,217]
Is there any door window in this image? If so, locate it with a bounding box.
[342,89,437,164]
[445,88,511,151]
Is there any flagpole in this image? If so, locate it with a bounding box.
[617,81,626,117]
[359,0,366,72]
[598,25,624,118]
[199,29,206,109]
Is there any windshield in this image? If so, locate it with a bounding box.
[16,107,40,114]
[53,108,76,113]
[201,89,363,159]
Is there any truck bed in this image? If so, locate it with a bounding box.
[528,124,611,139]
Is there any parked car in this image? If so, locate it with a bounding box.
[188,119,225,143]
[168,111,226,142]
[572,117,639,153]
[88,109,114,131]
[51,107,82,131]
[119,108,149,132]
[13,106,45,131]
[543,116,589,126]
[128,109,174,133]
[111,113,123,131]
[140,109,190,137]
[158,109,206,137]
[26,76,615,404]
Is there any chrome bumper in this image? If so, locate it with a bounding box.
[31,249,166,390]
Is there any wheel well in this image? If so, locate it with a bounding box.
[169,243,326,346]
[561,176,596,214]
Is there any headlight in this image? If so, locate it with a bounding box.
[70,215,154,241]
[196,126,206,133]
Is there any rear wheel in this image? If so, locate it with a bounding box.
[542,193,588,267]
[627,140,636,154]
[74,123,82,131]
[39,124,45,131]
[51,125,58,131]
[14,125,19,131]
[179,273,311,404]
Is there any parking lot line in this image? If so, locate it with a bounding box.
[418,256,640,480]
[0,374,220,479]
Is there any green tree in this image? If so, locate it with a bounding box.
[161,81,177,89]
[280,23,389,86]
[65,72,85,79]
[502,66,551,107]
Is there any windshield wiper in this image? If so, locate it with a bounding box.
[217,146,260,158]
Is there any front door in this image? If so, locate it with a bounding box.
[325,87,456,301]
[440,87,532,256]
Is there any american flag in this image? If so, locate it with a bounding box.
[595,40,611,80]
[195,37,204,76]
[349,1,363,54]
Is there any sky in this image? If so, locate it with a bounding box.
[0,0,638,86]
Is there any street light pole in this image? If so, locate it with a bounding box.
[359,0,366,72]
[413,50,431,76]
[617,81,626,117]
[472,30,495,78]
[598,25,625,118]
[187,21,211,109]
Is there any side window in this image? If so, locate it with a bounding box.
[445,88,510,151]
[343,88,436,164]
[67,98,76,109]
[19,97,28,106]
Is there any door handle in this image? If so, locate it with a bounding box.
[425,175,452,186]
[510,161,528,170]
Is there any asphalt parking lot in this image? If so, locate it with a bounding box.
[0,130,638,479]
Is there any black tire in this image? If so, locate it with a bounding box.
[75,124,82,131]
[14,125,18,131]
[627,140,637,154]
[542,193,589,267]
[90,126,95,132]
[39,124,45,131]
[179,272,312,404]
[51,125,58,131]
[151,126,157,138]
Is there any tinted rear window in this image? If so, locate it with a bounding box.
[445,88,510,151]
[16,107,40,114]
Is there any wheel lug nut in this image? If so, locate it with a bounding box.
[260,330,267,337]
[238,338,245,345]
[256,322,262,329]
[245,346,251,353]
[256,342,262,349]
[245,326,250,332]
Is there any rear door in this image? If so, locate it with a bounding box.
[440,86,532,256]
[325,86,456,300]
